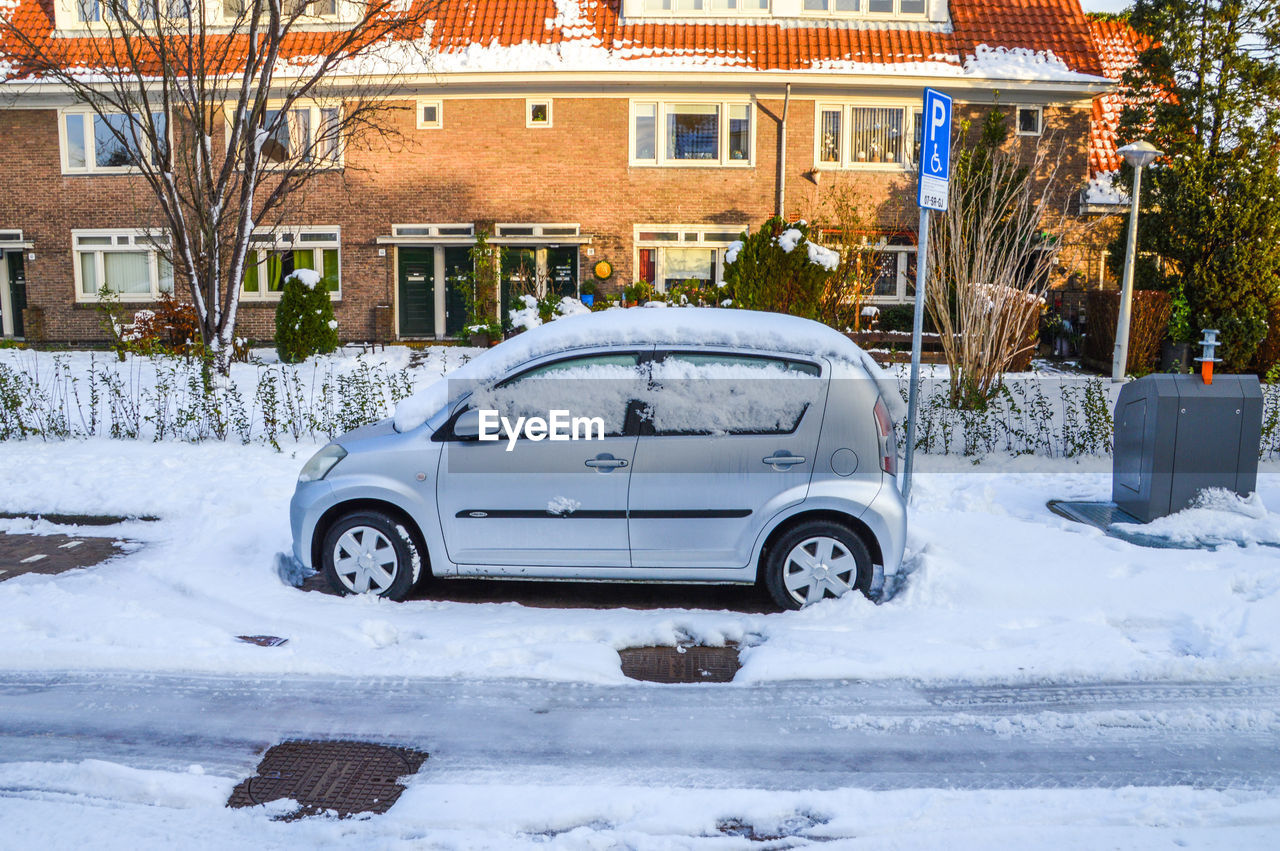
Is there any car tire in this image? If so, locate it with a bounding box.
[321,510,421,601]
[764,520,873,611]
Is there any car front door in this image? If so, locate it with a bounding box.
[435,349,650,568]
[627,351,829,569]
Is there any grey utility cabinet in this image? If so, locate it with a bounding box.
[1112,374,1263,523]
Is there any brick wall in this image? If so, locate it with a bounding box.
[0,94,1094,344]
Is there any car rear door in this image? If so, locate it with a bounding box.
[627,350,829,569]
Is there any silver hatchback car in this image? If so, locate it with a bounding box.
[289,309,906,609]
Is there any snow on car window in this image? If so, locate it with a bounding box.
[469,359,646,437]
[645,355,822,436]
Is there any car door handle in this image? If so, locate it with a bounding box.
[763,454,806,467]
[585,457,629,469]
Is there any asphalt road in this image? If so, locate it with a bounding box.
[1,672,1278,791]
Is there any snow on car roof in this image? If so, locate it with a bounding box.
[392,308,902,433]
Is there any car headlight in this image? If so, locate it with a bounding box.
[299,444,347,482]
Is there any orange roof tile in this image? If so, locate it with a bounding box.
[3,1,1109,81]
[1086,14,1154,177]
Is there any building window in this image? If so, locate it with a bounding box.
[241,229,341,301]
[634,225,745,292]
[526,100,553,128]
[417,100,442,129]
[801,0,926,15]
[631,101,754,166]
[255,105,341,166]
[862,239,917,303]
[74,231,174,301]
[1017,106,1044,136]
[61,109,168,174]
[814,103,914,170]
[640,0,769,14]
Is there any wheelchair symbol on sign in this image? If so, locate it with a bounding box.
[930,150,942,175]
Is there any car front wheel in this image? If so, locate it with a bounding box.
[321,510,419,601]
[764,520,872,610]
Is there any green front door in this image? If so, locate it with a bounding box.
[7,252,26,339]
[443,247,471,337]
[547,246,578,298]
[398,247,434,338]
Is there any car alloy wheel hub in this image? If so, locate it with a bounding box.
[782,535,855,607]
[333,526,399,595]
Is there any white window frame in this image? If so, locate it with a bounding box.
[417,99,443,130]
[629,99,756,168]
[636,0,771,17]
[813,101,917,172]
[59,107,169,175]
[494,223,581,238]
[798,0,928,19]
[633,224,747,293]
[861,240,917,304]
[219,0,345,23]
[391,223,474,238]
[72,229,174,302]
[227,101,344,170]
[239,227,342,302]
[525,99,553,128]
[1016,105,1044,137]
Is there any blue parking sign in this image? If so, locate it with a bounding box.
[917,88,952,211]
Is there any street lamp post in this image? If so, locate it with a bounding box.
[1112,140,1163,382]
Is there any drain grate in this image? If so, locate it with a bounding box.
[619,644,740,683]
[227,740,428,819]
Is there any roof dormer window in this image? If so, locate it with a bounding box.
[802,0,927,15]
[640,0,770,15]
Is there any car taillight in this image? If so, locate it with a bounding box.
[873,397,897,476]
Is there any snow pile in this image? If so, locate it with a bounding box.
[777,228,803,253]
[508,294,541,331]
[962,45,1093,81]
[392,309,898,432]
[807,240,840,271]
[555,296,591,317]
[1085,171,1127,206]
[285,268,322,289]
[1117,489,1280,549]
[725,240,744,264]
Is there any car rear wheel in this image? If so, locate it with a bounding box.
[764,520,872,610]
[321,510,419,601]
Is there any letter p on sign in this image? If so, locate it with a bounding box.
[917,88,952,211]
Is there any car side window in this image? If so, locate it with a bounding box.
[474,352,648,439]
[645,351,823,436]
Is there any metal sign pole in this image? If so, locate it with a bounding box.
[902,86,950,502]
[901,207,929,502]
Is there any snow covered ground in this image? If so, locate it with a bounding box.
[3,759,1277,850]
[3,343,1280,845]
[0,438,1276,685]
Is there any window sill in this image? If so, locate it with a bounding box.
[630,161,754,169]
[62,168,146,177]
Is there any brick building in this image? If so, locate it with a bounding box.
[1,0,1122,344]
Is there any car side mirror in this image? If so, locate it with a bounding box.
[452,408,482,440]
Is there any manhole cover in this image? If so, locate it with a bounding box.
[619,644,740,683]
[227,740,428,819]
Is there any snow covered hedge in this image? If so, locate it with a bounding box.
[1,348,1278,462]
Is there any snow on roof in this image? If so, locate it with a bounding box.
[2,0,1108,83]
[392,308,901,433]
[1084,171,1126,207]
